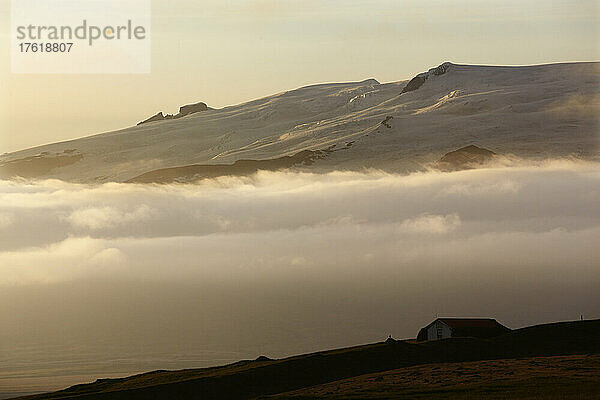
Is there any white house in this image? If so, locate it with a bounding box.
[417,318,511,341]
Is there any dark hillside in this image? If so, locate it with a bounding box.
[15,320,600,400]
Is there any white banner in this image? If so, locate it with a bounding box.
[11,0,151,73]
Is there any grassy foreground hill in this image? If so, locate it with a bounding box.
[263,354,600,399]
[15,320,600,399]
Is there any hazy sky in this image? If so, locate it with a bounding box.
[0,0,599,153]
[1,162,599,393]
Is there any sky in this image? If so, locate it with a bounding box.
[1,162,599,393]
[0,0,598,153]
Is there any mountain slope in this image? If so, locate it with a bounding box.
[1,62,598,183]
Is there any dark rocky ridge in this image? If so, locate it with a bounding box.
[401,62,452,94]
[137,101,211,125]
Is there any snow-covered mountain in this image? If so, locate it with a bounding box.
[1,62,598,183]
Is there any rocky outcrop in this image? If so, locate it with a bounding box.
[138,112,174,125]
[380,116,393,128]
[401,62,452,94]
[401,75,428,94]
[137,102,211,125]
[431,63,451,76]
[436,145,496,171]
[178,102,209,117]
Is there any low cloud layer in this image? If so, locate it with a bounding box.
[1,161,599,285]
[1,162,599,392]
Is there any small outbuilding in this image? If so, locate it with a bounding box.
[416,318,510,341]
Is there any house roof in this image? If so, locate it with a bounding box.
[437,318,506,329]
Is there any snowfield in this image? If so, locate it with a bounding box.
[1,62,598,182]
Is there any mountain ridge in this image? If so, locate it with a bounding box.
[1,61,598,182]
